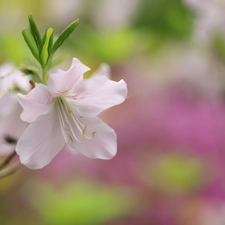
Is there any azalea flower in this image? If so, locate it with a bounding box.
[0,63,31,97]
[0,93,28,156]
[16,58,127,169]
[0,63,30,156]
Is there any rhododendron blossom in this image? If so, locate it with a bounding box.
[0,93,28,156]
[16,58,127,169]
[0,63,31,96]
[0,64,30,156]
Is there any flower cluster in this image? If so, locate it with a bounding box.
[0,14,127,175]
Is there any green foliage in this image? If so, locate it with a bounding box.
[26,180,134,225]
[22,14,79,83]
[69,28,139,64]
[28,13,42,50]
[146,154,204,195]
[51,19,79,55]
[22,29,39,62]
[0,33,27,64]
[134,0,194,39]
[48,54,68,69]
[211,33,225,62]
[40,28,54,66]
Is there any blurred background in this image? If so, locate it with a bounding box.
[1,0,225,224]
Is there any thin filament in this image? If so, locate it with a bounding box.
[56,97,96,143]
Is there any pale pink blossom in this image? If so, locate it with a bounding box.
[16,58,127,169]
[0,93,28,156]
[0,63,31,96]
[92,63,111,79]
[0,63,30,156]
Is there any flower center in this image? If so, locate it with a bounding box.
[55,96,96,144]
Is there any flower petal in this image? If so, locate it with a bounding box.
[16,109,65,169]
[69,116,117,159]
[69,77,127,116]
[0,94,28,139]
[17,83,53,123]
[0,93,28,156]
[91,63,111,79]
[47,58,90,95]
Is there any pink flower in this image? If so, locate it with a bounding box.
[0,93,28,156]
[0,63,31,96]
[0,63,30,156]
[16,58,127,169]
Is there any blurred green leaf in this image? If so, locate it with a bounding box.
[134,0,194,39]
[51,19,79,55]
[211,33,225,62]
[27,180,134,225]
[22,29,39,62]
[148,154,204,194]
[48,54,68,69]
[40,28,54,66]
[70,29,138,63]
[0,34,26,64]
[28,14,42,50]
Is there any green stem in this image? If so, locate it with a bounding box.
[0,151,17,170]
[33,71,42,83]
[42,66,48,84]
[0,163,21,179]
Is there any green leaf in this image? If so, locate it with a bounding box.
[22,28,39,62]
[40,28,54,66]
[28,14,42,49]
[211,33,225,61]
[51,19,79,54]
[48,54,68,69]
[27,180,134,225]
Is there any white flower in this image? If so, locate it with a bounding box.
[16,58,127,169]
[0,63,30,96]
[0,63,30,156]
[0,93,28,156]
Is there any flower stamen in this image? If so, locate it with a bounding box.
[56,97,80,143]
[83,125,96,140]
[56,97,96,144]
